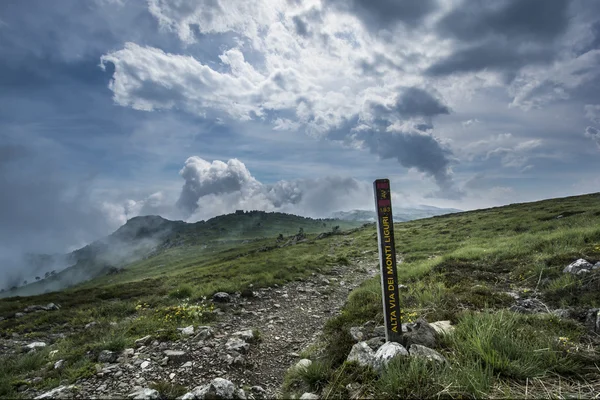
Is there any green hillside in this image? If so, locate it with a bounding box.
[2,211,362,298]
[1,193,600,398]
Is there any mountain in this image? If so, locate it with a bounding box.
[1,211,362,298]
[331,205,462,222]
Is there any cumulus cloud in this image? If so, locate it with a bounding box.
[585,104,600,124]
[174,156,371,219]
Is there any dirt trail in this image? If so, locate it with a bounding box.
[28,259,378,399]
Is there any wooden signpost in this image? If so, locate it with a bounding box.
[374,179,402,343]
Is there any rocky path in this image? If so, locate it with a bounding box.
[29,259,378,399]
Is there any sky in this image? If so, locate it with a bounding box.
[1,0,600,260]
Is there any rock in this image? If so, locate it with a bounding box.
[403,318,438,348]
[430,321,455,335]
[563,259,593,274]
[300,393,319,400]
[135,335,152,347]
[26,342,47,351]
[250,386,266,395]
[235,388,247,400]
[552,309,572,319]
[98,350,118,363]
[54,360,65,370]
[23,305,46,313]
[123,348,135,357]
[372,325,387,338]
[349,327,364,342]
[15,312,25,318]
[366,337,386,351]
[585,309,600,333]
[164,350,189,363]
[44,303,59,311]
[128,388,160,400]
[374,342,408,370]
[408,344,447,364]
[196,378,235,399]
[85,321,98,330]
[182,361,193,368]
[32,377,43,384]
[141,361,150,369]
[34,385,76,399]
[195,326,215,341]
[178,325,195,336]
[293,359,312,371]
[232,329,257,343]
[226,338,250,354]
[509,298,547,314]
[594,262,600,270]
[49,350,59,358]
[346,342,375,368]
[213,292,231,303]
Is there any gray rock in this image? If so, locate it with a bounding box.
[24,305,46,313]
[349,326,364,342]
[15,312,25,318]
[563,259,593,274]
[123,348,135,357]
[85,321,98,330]
[202,378,236,399]
[54,359,65,370]
[408,344,447,364]
[34,385,76,399]
[403,319,438,348]
[293,359,312,371]
[98,350,118,363]
[594,262,600,270]
[586,309,600,333]
[32,377,43,384]
[213,292,231,303]
[250,386,266,395]
[195,326,215,341]
[430,321,455,335]
[232,329,257,343]
[182,361,193,368]
[374,342,408,370]
[164,350,189,363]
[128,388,160,400]
[140,360,150,369]
[552,309,572,319]
[26,342,47,350]
[346,342,375,368]
[372,325,386,337]
[365,337,386,351]
[300,393,319,400]
[235,388,247,400]
[44,303,59,311]
[226,338,250,354]
[135,335,152,347]
[509,298,547,314]
[178,325,195,336]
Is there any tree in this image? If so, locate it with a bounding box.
[45,271,50,279]
[332,225,340,234]
[35,276,40,281]
[23,280,27,285]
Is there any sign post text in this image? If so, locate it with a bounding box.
[373,179,402,343]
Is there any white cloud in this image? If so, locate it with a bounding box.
[585,104,600,124]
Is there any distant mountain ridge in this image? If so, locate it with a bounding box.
[2,211,362,298]
[331,205,462,222]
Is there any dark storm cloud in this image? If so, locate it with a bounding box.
[324,0,438,30]
[437,0,569,42]
[428,0,571,77]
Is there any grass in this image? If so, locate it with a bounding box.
[2,192,600,398]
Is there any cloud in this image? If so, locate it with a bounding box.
[172,156,371,220]
[176,157,260,216]
[585,126,600,148]
[429,0,569,77]
[324,0,438,31]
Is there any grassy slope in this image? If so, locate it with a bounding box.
[285,192,600,399]
[1,194,600,398]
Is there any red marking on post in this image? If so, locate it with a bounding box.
[376,182,389,189]
[378,199,390,207]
